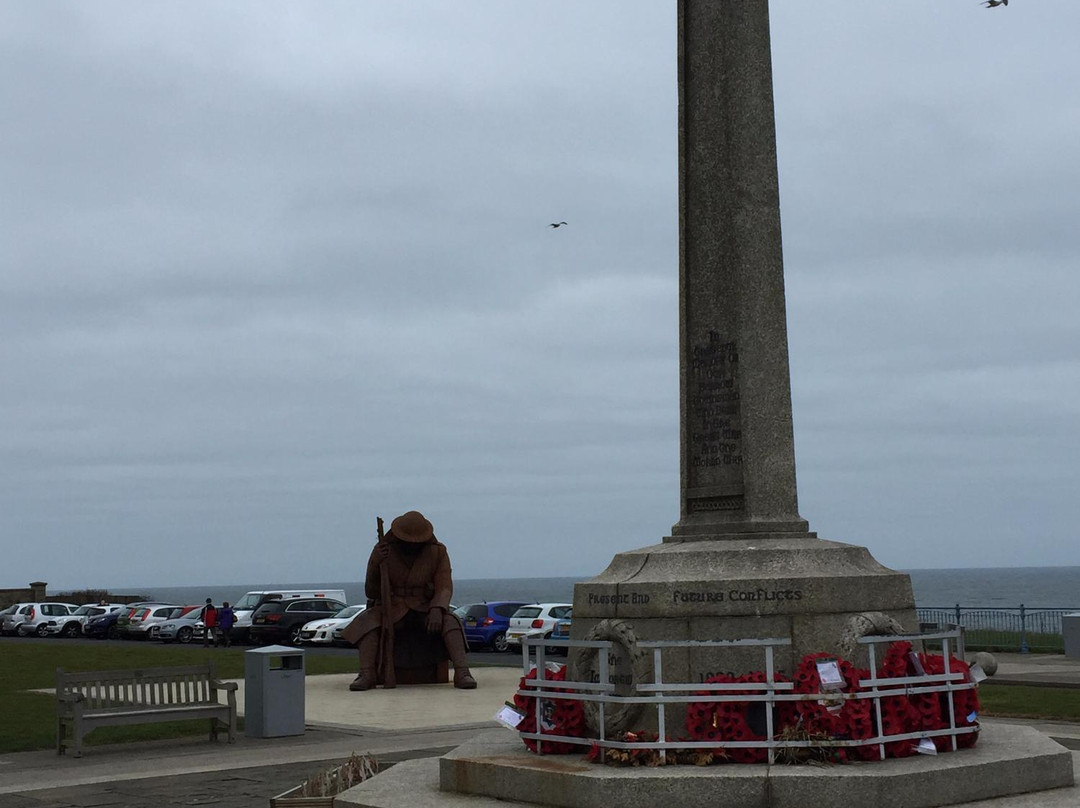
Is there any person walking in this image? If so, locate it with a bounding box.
[218,601,235,648]
[202,599,218,647]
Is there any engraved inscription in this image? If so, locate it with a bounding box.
[586,652,635,687]
[587,592,651,606]
[688,331,744,491]
[670,587,804,604]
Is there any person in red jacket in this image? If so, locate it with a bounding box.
[202,599,218,647]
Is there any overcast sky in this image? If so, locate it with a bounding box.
[3,1,1077,591]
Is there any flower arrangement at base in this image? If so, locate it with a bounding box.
[875,641,923,758]
[519,643,980,764]
[514,663,586,754]
[685,671,794,763]
[875,642,981,755]
[792,652,877,762]
[918,651,980,750]
[586,731,720,767]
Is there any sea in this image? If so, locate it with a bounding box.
[122,567,1080,610]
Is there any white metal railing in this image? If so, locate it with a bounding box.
[515,629,978,763]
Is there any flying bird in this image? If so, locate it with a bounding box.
[981,0,1007,7]
[548,222,568,228]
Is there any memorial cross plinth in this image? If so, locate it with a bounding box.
[572,0,916,712]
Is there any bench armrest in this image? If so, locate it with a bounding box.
[57,692,85,704]
[211,680,238,692]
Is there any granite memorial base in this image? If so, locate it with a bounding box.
[336,725,1075,808]
[570,535,918,735]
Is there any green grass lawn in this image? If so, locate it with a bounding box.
[978,683,1080,722]
[0,643,359,753]
[964,629,1064,654]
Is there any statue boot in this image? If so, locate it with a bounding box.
[349,631,379,691]
[445,627,477,689]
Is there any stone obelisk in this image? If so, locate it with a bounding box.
[674,0,808,539]
[573,0,916,714]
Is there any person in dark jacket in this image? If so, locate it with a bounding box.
[218,601,235,648]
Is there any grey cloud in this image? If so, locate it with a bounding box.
[2,1,1077,588]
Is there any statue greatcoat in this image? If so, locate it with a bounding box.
[340,538,454,646]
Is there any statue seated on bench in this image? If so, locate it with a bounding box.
[340,511,476,691]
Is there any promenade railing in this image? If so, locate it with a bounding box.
[916,605,1079,653]
[516,629,977,762]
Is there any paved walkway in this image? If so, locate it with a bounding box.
[991,654,1080,688]
[2,655,1079,807]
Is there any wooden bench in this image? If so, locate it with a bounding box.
[56,661,237,757]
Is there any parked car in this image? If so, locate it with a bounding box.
[299,604,365,645]
[157,606,208,644]
[84,608,128,640]
[1,603,28,636]
[506,603,573,652]
[118,604,182,640]
[249,597,347,646]
[12,603,79,637]
[229,589,347,644]
[550,610,572,656]
[460,601,532,652]
[43,603,127,638]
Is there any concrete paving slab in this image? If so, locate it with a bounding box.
[30,666,523,731]
[0,726,493,796]
[337,757,527,808]
[990,655,1080,689]
[245,667,522,730]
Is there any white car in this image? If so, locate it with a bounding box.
[43,603,128,638]
[506,603,573,651]
[299,604,366,645]
[1,603,29,636]
[12,602,80,637]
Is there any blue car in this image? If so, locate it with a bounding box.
[550,611,572,656]
[461,601,531,653]
[84,608,128,640]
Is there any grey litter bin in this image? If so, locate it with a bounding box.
[245,645,306,738]
[1063,613,1080,660]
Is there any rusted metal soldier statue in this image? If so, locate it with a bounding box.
[341,510,477,691]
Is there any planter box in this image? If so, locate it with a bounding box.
[269,754,378,806]
[269,783,335,808]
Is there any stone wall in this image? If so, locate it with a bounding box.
[0,581,48,608]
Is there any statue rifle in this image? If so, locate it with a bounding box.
[377,517,396,689]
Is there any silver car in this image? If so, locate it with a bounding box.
[157,607,207,644]
[118,604,182,640]
[0,603,28,636]
[11,603,79,637]
[9,604,79,639]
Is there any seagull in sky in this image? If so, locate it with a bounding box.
[548,221,568,228]
[981,0,1007,7]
